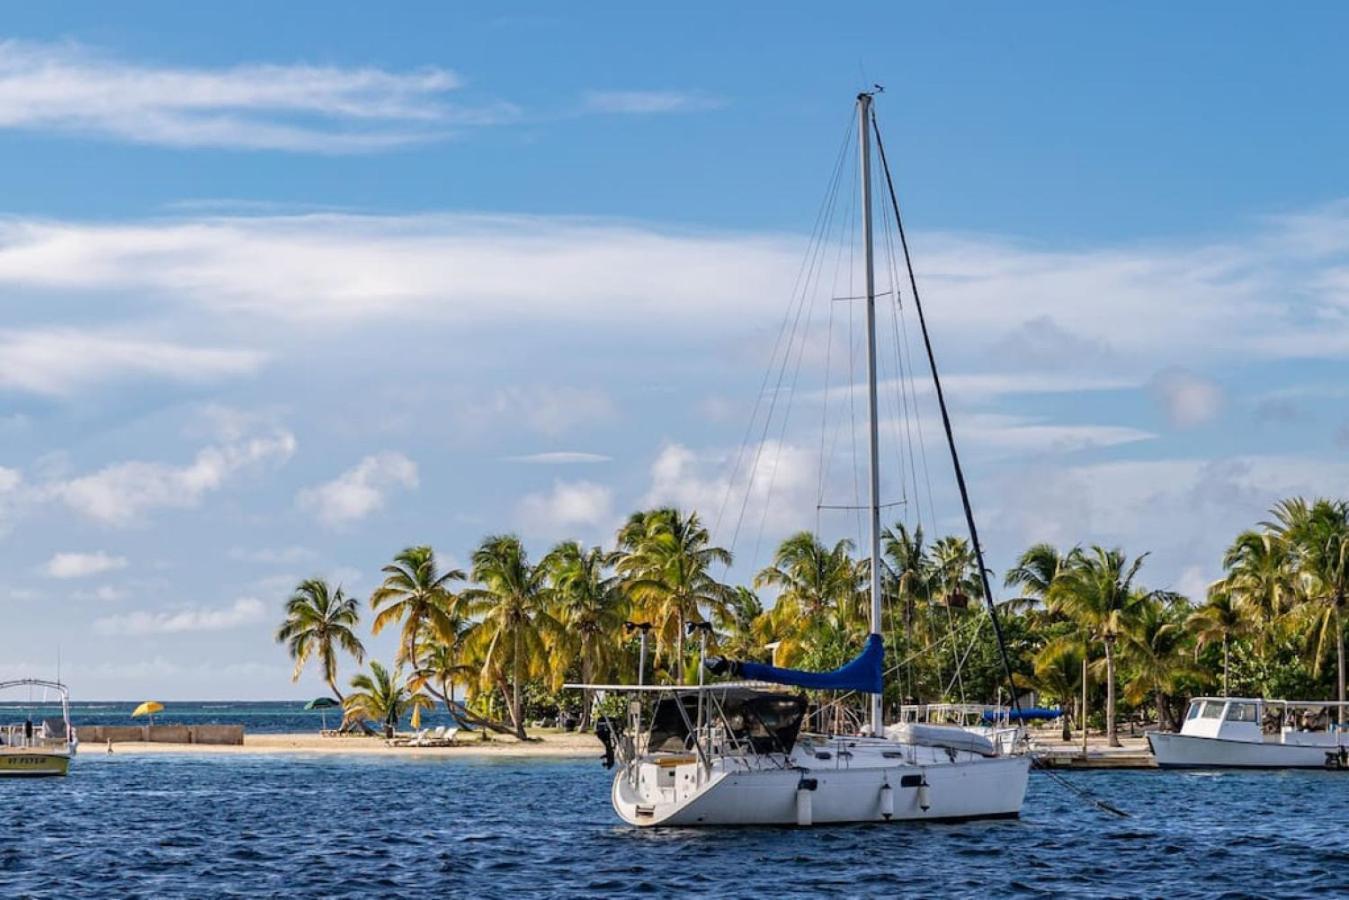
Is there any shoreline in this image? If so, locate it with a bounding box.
[93,730,604,759]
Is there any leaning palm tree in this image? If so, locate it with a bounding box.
[1048,546,1151,747]
[1265,497,1349,723]
[343,660,433,738]
[275,578,365,703]
[616,508,734,683]
[544,541,628,729]
[1187,584,1256,697]
[459,534,561,740]
[370,545,465,674]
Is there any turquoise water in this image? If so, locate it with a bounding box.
[1,754,1345,897]
[0,700,465,734]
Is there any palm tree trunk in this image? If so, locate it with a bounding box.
[1156,688,1169,732]
[512,627,525,740]
[580,657,593,731]
[675,606,685,684]
[1105,639,1120,748]
[1337,603,1346,726]
[1080,655,1089,755]
[1222,637,1230,697]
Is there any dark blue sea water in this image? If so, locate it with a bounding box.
[1,755,1345,898]
[0,700,463,734]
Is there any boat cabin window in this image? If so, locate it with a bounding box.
[1199,701,1226,720]
[1224,702,1258,723]
[1185,700,1203,721]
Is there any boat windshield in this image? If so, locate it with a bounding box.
[1199,701,1226,720]
[1224,702,1258,723]
[646,689,806,755]
[1186,700,1204,721]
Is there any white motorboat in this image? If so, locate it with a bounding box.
[1147,697,1349,769]
[0,679,76,777]
[570,91,1032,827]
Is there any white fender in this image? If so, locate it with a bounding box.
[879,782,894,819]
[796,787,813,826]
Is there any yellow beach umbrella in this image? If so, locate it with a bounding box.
[410,703,422,730]
[132,701,164,725]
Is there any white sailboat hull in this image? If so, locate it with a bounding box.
[1148,732,1348,769]
[612,749,1029,827]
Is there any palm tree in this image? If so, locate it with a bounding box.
[616,508,734,683]
[1265,498,1349,723]
[1004,543,1067,608]
[1124,593,1196,730]
[544,541,628,729]
[460,534,560,740]
[370,546,464,673]
[275,578,365,702]
[1028,636,1083,742]
[1188,585,1256,697]
[1048,546,1151,747]
[344,660,433,738]
[712,586,767,660]
[754,532,860,666]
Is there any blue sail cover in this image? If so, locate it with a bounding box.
[738,633,884,694]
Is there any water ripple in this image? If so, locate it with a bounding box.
[1,756,1346,897]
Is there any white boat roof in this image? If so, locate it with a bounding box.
[564,681,782,693]
[1191,696,1349,708]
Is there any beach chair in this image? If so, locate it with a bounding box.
[408,728,429,747]
[443,727,460,745]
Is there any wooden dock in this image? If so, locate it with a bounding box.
[1028,735,1157,769]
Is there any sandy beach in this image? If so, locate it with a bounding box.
[99,730,604,759]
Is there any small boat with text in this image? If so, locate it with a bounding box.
[570,91,1031,827]
[1147,697,1348,769]
[0,679,76,777]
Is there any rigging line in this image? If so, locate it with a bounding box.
[842,155,864,551]
[815,263,836,537]
[714,113,854,543]
[873,222,909,515]
[871,110,1024,720]
[879,168,936,534]
[724,118,852,558]
[877,183,920,520]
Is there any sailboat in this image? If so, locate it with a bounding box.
[570,92,1031,827]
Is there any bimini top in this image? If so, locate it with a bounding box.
[706,633,884,695]
[648,689,807,755]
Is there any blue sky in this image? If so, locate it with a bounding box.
[3,3,1349,699]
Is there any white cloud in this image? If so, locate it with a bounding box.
[0,329,263,397]
[582,90,724,114]
[296,451,418,527]
[504,451,612,464]
[43,551,128,579]
[517,480,614,537]
[955,414,1155,455]
[93,596,266,635]
[0,40,510,152]
[50,429,296,526]
[1149,368,1224,428]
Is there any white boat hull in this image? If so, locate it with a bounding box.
[0,749,71,777]
[1148,732,1349,769]
[612,751,1029,827]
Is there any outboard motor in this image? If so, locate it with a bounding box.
[595,719,616,769]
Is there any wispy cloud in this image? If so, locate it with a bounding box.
[582,90,725,114]
[505,452,612,464]
[296,451,418,528]
[0,329,264,397]
[94,596,265,635]
[0,39,514,152]
[43,551,128,579]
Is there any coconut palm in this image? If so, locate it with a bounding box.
[370,545,465,673]
[460,534,560,739]
[1265,497,1349,723]
[275,578,365,702]
[1124,593,1196,730]
[1187,585,1256,697]
[712,586,767,660]
[1028,636,1083,742]
[616,508,734,683]
[1048,546,1151,747]
[754,532,860,665]
[344,660,433,738]
[545,541,628,729]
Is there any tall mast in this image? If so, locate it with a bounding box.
[858,92,884,738]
